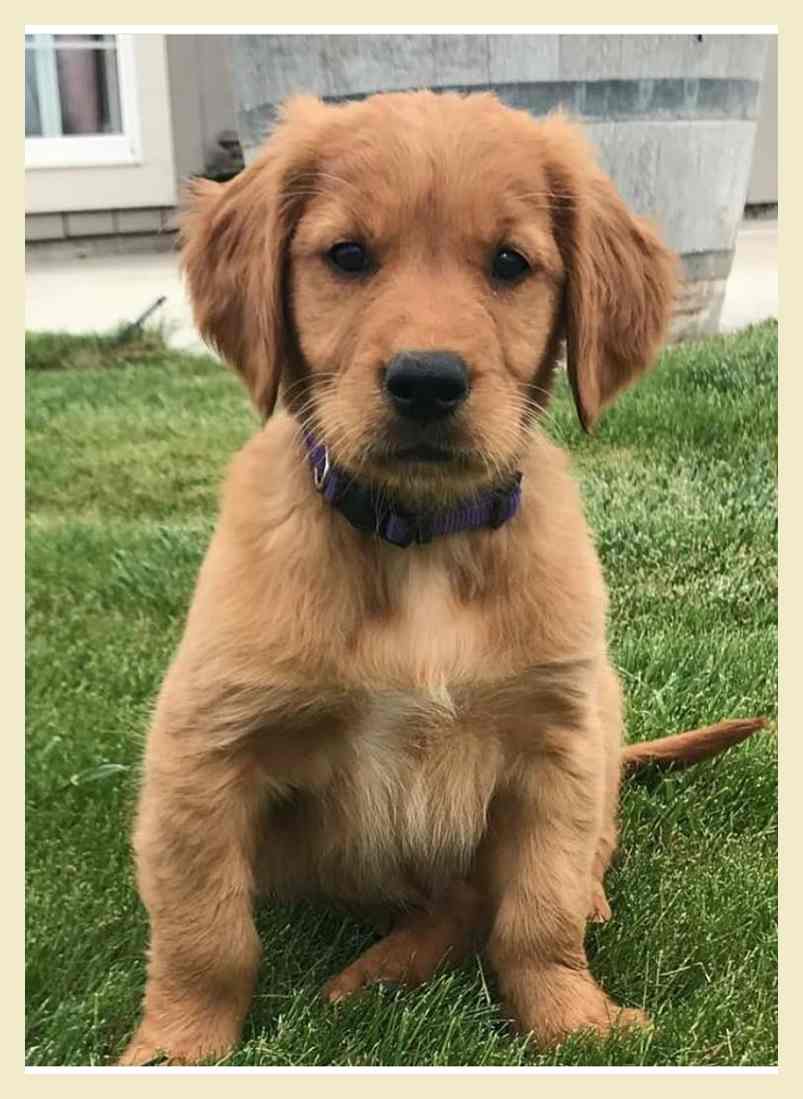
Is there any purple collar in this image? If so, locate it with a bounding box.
[304,433,522,548]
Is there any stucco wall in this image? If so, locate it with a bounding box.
[747,36,777,205]
[165,34,238,189]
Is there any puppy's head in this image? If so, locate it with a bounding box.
[182,92,677,501]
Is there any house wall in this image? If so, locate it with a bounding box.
[747,35,777,206]
[165,34,238,189]
[26,33,777,248]
[26,35,177,216]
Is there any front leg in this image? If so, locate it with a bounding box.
[119,716,266,1066]
[478,726,647,1047]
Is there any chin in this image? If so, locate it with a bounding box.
[363,446,510,508]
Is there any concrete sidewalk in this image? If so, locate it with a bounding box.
[25,219,777,352]
[25,249,206,353]
[719,218,778,333]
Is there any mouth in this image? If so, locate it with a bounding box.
[391,443,456,463]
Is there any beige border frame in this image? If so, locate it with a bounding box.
[11,5,790,1096]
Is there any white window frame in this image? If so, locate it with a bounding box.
[25,33,141,170]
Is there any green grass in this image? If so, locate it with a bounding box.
[25,323,777,1067]
[25,326,174,373]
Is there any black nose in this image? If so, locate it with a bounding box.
[384,351,470,422]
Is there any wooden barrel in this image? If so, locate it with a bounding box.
[227,33,770,339]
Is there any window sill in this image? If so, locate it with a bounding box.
[25,134,142,170]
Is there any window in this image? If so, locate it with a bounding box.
[25,33,141,168]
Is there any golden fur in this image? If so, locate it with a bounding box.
[119,91,760,1065]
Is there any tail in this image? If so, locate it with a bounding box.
[622,718,769,775]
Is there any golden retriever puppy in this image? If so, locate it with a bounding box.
[119,91,764,1065]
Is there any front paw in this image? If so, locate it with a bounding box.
[117,1026,167,1066]
[500,963,651,1047]
[117,1019,239,1066]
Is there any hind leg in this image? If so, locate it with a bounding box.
[589,836,615,923]
[322,881,485,1002]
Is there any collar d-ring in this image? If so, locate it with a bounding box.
[312,445,331,491]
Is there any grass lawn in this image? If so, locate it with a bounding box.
[25,321,777,1067]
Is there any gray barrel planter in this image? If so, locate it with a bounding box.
[226,33,770,340]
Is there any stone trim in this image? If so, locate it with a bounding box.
[239,76,762,151]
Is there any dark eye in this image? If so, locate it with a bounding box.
[328,241,370,275]
[491,248,530,283]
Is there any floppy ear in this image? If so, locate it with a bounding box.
[180,97,326,419]
[540,115,679,431]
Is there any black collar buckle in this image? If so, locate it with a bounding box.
[488,473,523,529]
[413,515,434,545]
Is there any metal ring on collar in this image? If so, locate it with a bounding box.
[313,446,331,491]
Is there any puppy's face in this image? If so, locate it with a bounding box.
[288,95,564,498]
[182,92,677,502]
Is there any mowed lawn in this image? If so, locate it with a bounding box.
[25,321,777,1067]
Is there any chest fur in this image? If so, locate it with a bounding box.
[249,530,593,899]
[346,555,498,691]
[257,659,589,905]
[263,687,502,903]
